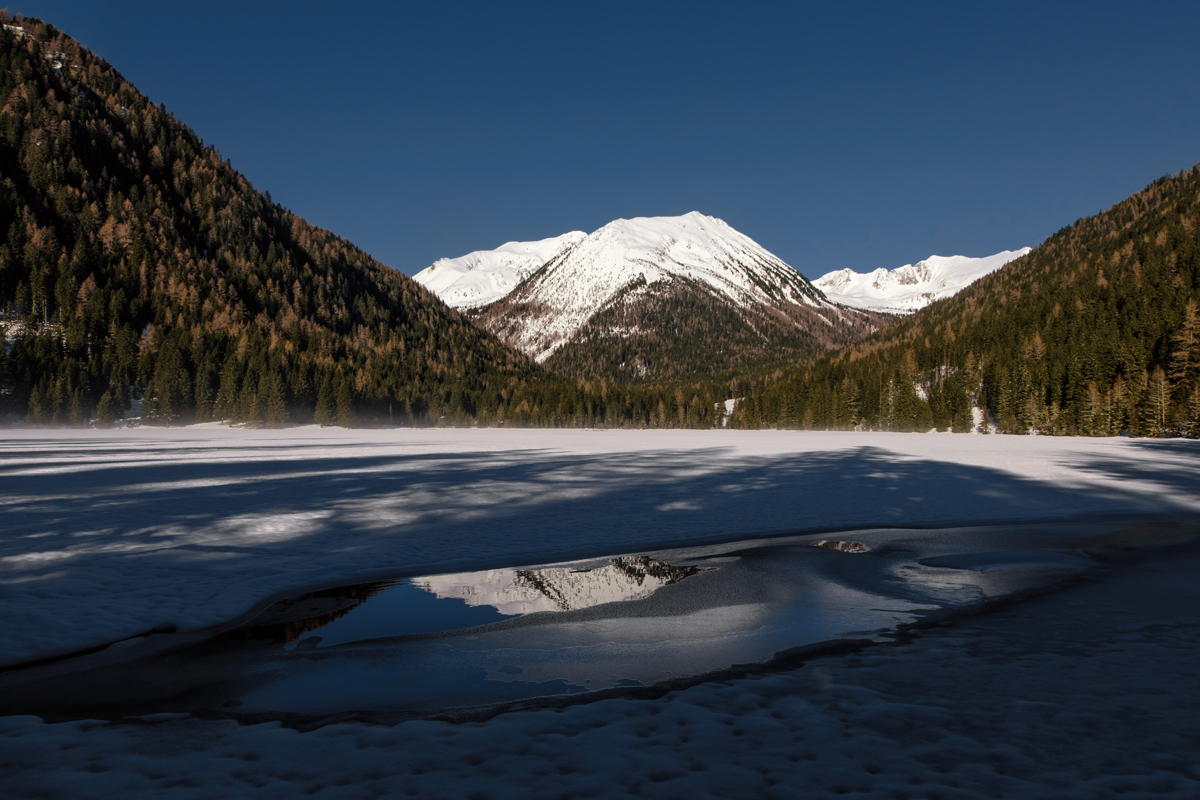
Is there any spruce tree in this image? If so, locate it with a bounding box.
[335,376,357,428]
[262,372,288,428]
[314,375,336,427]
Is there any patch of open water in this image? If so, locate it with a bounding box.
[1,520,1169,723]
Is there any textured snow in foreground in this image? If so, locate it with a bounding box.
[411,231,586,309]
[2,428,1199,799]
[6,550,1198,799]
[813,248,1032,314]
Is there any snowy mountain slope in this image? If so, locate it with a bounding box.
[471,212,882,371]
[813,249,1032,314]
[412,231,587,309]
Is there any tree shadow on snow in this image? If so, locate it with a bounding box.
[1068,439,1200,501]
[3,437,1199,661]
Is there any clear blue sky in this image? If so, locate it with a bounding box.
[13,1,1200,278]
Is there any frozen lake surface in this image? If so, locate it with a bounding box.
[3,426,1198,670]
[2,428,1199,797]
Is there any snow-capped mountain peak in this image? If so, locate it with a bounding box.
[416,211,886,378]
[476,211,833,362]
[813,249,1031,314]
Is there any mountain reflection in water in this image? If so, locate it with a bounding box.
[227,556,702,647]
[418,556,703,615]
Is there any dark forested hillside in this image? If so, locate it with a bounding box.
[0,15,539,427]
[734,165,1200,436]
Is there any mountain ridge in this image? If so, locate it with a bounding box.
[412,231,586,310]
[813,249,1032,314]
[420,211,891,381]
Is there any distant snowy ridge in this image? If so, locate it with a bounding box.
[813,249,1032,314]
[472,211,837,362]
[412,231,587,309]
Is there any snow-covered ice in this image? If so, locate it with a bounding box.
[2,427,1199,797]
[4,427,1197,666]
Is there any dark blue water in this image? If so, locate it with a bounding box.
[284,580,516,648]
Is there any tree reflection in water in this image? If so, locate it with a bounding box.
[222,581,397,643]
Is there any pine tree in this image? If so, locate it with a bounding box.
[262,372,288,428]
[25,382,46,425]
[1110,375,1129,434]
[238,374,262,426]
[1144,367,1171,436]
[194,363,216,423]
[213,359,241,422]
[314,375,336,427]
[96,389,117,427]
[68,387,86,427]
[1170,299,1200,384]
[1082,382,1102,436]
[335,376,357,428]
[1186,384,1200,439]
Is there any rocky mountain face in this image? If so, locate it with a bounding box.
[813,249,1032,314]
[420,212,892,381]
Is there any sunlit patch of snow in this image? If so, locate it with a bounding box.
[656,499,701,511]
[212,511,333,541]
[0,550,77,565]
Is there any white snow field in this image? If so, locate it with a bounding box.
[813,249,1033,314]
[3,427,1200,798]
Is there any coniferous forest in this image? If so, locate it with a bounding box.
[0,17,552,428]
[2,14,1199,436]
[732,166,1200,436]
